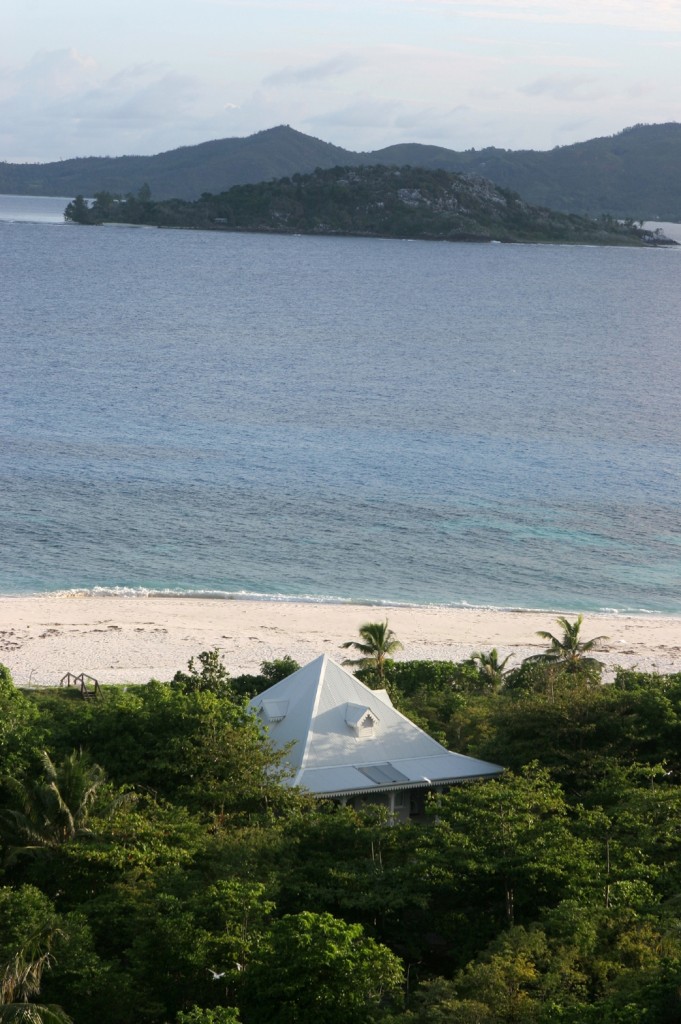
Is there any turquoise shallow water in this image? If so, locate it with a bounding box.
[1,196,680,612]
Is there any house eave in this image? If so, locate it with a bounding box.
[312,770,504,800]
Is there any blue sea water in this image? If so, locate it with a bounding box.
[1,194,680,613]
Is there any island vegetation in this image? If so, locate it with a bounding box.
[7,122,681,220]
[1,616,680,1023]
[63,165,674,246]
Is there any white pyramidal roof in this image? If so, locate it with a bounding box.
[249,654,503,797]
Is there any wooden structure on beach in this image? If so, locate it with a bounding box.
[60,672,102,700]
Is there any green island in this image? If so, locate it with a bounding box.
[64,165,676,246]
[1,616,680,1024]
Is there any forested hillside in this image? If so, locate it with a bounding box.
[64,165,667,246]
[1,634,680,1024]
[4,122,681,219]
[0,127,349,202]
[370,122,681,220]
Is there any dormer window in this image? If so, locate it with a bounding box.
[345,703,379,736]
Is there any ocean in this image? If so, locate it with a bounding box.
[1,194,680,613]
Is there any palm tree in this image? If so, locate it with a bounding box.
[2,750,107,860]
[467,648,512,691]
[527,614,609,674]
[341,620,403,684]
[0,926,73,1023]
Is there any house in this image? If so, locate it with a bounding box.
[249,654,503,821]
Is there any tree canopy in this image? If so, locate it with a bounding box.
[63,165,666,246]
[0,637,679,1024]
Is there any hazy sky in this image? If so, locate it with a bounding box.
[3,0,680,162]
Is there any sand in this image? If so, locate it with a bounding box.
[0,594,679,688]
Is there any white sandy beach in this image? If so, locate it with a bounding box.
[0,595,679,687]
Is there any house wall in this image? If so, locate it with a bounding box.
[344,787,430,824]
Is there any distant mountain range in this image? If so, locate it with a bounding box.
[3,122,681,220]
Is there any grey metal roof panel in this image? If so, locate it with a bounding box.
[250,655,503,796]
[295,752,503,796]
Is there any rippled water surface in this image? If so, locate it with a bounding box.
[1,195,680,611]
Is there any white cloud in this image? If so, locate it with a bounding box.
[98,71,201,122]
[519,75,606,102]
[263,54,364,86]
[0,52,235,159]
[307,96,403,129]
[0,8,678,165]
[396,0,681,31]
[0,48,97,104]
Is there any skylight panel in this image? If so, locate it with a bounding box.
[357,762,410,785]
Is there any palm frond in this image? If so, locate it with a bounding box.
[532,615,608,671]
[578,636,609,650]
[340,641,375,656]
[341,620,402,681]
[0,1004,73,1023]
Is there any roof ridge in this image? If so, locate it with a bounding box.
[294,653,328,783]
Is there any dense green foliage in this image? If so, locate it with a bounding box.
[370,122,681,220]
[1,643,680,1023]
[64,165,659,246]
[9,123,681,219]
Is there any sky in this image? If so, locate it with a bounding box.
[2,0,680,162]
